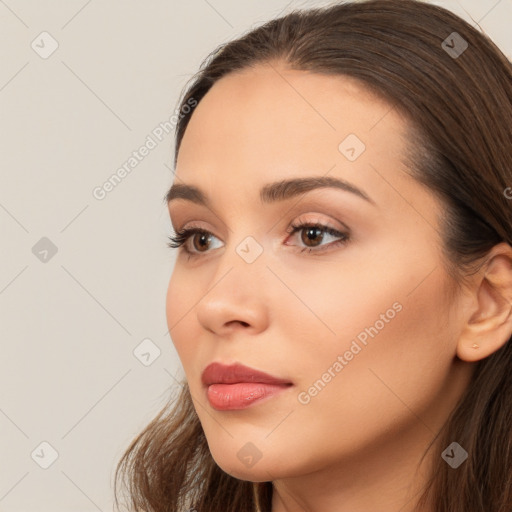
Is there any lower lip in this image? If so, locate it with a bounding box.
[206,382,291,410]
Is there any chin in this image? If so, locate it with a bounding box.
[208,442,297,483]
[215,460,275,483]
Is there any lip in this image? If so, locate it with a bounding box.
[201,362,293,410]
[201,362,292,386]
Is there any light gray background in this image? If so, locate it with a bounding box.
[0,1,510,510]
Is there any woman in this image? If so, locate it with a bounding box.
[114,1,512,510]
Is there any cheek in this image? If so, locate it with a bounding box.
[293,264,455,445]
[165,270,202,372]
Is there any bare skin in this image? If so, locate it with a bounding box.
[166,62,512,512]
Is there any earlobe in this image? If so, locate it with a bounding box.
[456,243,512,363]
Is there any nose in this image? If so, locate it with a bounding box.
[195,249,270,337]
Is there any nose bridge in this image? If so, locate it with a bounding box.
[212,232,269,296]
[195,231,271,333]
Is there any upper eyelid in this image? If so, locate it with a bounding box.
[175,221,343,237]
[169,207,231,235]
[172,212,349,234]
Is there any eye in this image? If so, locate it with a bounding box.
[167,218,350,258]
[285,220,350,254]
[167,227,223,255]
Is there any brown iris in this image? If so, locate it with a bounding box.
[301,226,324,247]
[192,232,211,252]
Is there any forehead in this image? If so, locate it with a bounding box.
[176,63,408,176]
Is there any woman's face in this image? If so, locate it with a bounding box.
[166,63,474,482]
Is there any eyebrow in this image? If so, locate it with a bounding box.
[165,176,376,208]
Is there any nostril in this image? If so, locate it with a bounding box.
[226,320,250,328]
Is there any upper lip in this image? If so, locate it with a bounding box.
[201,362,293,386]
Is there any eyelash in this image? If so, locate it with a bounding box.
[167,220,350,258]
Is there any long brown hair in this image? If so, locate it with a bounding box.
[114,1,512,510]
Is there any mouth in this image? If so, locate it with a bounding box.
[201,362,294,411]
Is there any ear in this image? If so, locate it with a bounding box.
[457,242,512,362]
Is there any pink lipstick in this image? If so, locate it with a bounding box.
[201,362,293,410]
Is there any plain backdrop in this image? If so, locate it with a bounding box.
[0,0,510,510]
